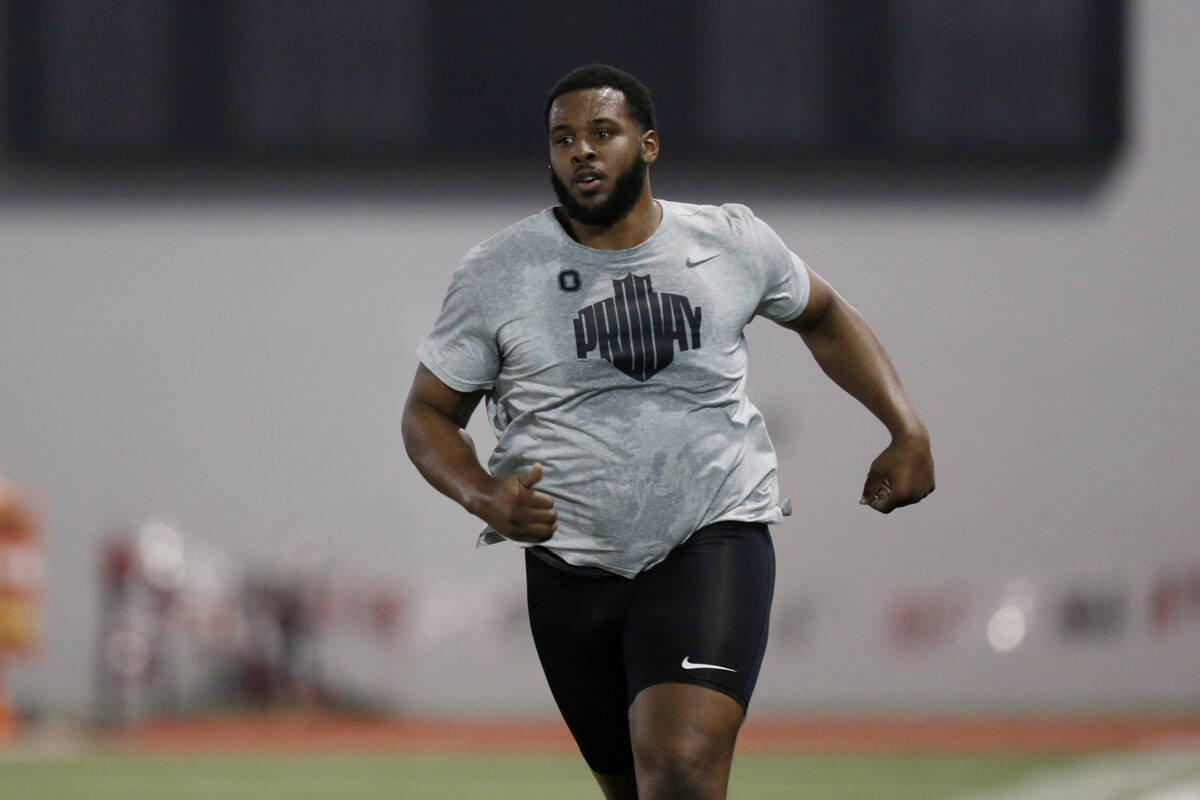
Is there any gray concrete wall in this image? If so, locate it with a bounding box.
[2,2,1197,717]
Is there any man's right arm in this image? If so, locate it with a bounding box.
[401,364,557,542]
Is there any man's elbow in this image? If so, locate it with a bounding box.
[400,401,429,463]
[401,398,467,463]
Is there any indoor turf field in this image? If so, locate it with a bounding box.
[5,751,1199,800]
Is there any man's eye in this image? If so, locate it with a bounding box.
[555,136,572,146]
[596,130,611,138]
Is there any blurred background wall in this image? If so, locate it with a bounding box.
[0,1,1196,720]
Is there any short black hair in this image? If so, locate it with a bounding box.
[545,64,656,133]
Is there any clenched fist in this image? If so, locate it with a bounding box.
[859,429,935,514]
[479,462,559,542]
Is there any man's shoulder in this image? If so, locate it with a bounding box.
[662,199,763,240]
[459,208,559,271]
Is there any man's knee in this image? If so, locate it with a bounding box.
[628,683,744,798]
[632,728,734,798]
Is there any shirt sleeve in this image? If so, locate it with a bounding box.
[748,212,811,323]
[415,264,500,392]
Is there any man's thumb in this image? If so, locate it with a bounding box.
[860,474,890,506]
[517,463,544,489]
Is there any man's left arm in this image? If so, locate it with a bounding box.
[779,267,935,513]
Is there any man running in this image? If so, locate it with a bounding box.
[402,64,934,799]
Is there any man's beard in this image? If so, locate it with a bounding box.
[550,150,647,227]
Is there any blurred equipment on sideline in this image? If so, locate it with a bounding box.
[0,477,45,742]
[94,518,403,725]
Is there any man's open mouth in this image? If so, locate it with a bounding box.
[574,170,603,191]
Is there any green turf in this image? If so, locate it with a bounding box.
[0,752,1073,799]
[728,754,1074,799]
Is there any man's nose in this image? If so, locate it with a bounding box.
[571,138,596,162]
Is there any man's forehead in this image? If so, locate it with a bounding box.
[549,87,630,125]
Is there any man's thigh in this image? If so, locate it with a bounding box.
[624,521,776,709]
[523,521,775,775]
[525,550,635,774]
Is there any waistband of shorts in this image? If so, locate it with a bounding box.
[527,519,769,579]
[526,545,623,578]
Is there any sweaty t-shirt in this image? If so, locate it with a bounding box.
[416,200,810,577]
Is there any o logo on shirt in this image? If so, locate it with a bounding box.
[558,269,581,292]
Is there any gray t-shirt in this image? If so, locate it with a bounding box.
[416,200,810,577]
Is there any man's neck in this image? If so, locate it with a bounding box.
[560,189,662,251]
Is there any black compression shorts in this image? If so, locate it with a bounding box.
[524,520,775,774]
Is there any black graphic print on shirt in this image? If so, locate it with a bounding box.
[572,273,702,382]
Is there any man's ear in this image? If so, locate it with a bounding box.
[642,129,660,165]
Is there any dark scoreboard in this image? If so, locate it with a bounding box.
[6,0,1124,163]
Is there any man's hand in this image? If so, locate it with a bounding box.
[478,463,558,542]
[859,430,935,513]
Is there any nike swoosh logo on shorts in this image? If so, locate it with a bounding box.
[686,252,719,268]
[681,656,736,672]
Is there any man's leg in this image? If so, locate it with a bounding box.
[621,522,776,799]
[525,550,640,795]
[629,683,744,799]
[593,768,640,800]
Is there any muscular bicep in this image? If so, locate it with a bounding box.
[403,363,485,429]
[776,265,836,335]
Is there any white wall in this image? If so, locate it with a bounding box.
[2,2,1198,717]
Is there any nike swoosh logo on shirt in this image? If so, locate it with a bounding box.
[685,252,720,268]
[681,656,736,672]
